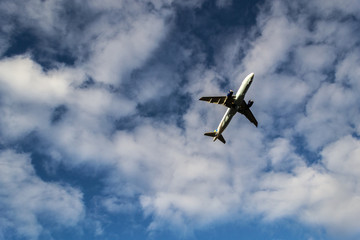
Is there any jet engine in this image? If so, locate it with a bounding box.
[247,100,254,108]
[224,90,234,106]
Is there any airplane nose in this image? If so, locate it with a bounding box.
[250,73,255,80]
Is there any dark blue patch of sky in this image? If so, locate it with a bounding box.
[174,0,263,67]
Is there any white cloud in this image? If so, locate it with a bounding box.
[296,82,358,150]
[243,7,308,76]
[0,150,84,239]
[1,0,360,238]
[102,118,266,231]
[294,44,337,73]
[313,20,358,53]
[246,136,360,233]
[336,50,360,91]
[322,135,360,178]
[0,56,74,103]
[268,138,304,170]
[0,0,63,35]
[308,0,360,16]
[207,0,360,236]
[85,12,170,85]
[248,149,360,234]
[0,56,68,140]
[0,56,136,143]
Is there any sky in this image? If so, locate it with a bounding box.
[1,0,360,239]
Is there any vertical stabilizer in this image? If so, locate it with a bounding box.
[217,134,226,144]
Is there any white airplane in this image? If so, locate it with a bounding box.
[199,72,258,144]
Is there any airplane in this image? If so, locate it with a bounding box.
[199,72,258,144]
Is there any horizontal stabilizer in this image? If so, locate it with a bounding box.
[204,132,216,137]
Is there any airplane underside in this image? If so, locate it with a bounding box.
[199,73,258,144]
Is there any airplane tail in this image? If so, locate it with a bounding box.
[204,131,226,144]
[204,132,216,137]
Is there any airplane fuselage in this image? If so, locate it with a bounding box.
[213,72,254,141]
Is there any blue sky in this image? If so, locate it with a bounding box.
[1,0,360,239]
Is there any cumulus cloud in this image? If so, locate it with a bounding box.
[0,150,84,239]
[296,82,358,150]
[228,0,360,236]
[1,0,360,238]
[0,56,135,143]
[145,0,360,237]
[84,3,172,84]
[110,123,264,230]
[243,6,308,76]
[248,141,360,234]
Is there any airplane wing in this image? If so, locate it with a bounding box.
[199,96,235,108]
[200,97,258,127]
[238,100,258,127]
[199,96,227,105]
[242,108,258,127]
